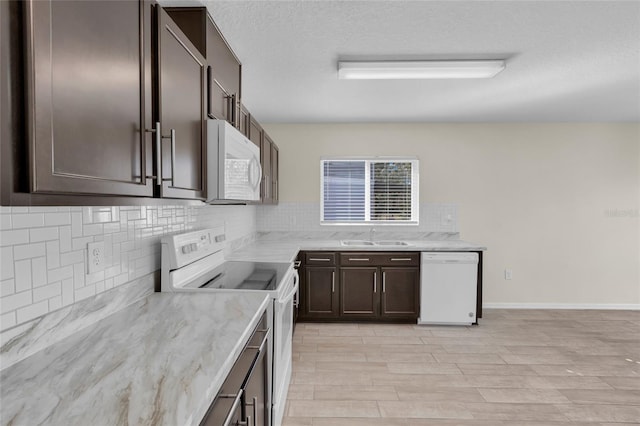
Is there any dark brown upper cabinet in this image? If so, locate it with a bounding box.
[260,132,279,205]
[161,7,241,127]
[239,105,250,137]
[247,112,279,205]
[249,113,281,205]
[206,15,242,127]
[260,134,272,203]
[24,0,154,197]
[156,6,207,200]
[248,115,262,149]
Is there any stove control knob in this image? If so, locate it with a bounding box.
[181,245,190,254]
[190,243,198,251]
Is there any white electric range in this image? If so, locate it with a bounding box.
[161,227,298,426]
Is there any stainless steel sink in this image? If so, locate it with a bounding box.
[375,241,410,246]
[340,240,375,246]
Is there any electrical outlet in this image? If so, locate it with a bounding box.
[505,269,513,280]
[87,241,105,274]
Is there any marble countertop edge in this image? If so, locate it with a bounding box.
[227,237,487,263]
[0,292,272,426]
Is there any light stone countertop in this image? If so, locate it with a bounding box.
[0,235,485,426]
[0,292,271,426]
[227,238,487,263]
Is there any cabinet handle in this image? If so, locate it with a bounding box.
[220,389,243,426]
[252,396,258,426]
[309,258,330,262]
[373,272,377,293]
[226,93,238,128]
[144,121,162,186]
[165,128,176,186]
[391,258,412,261]
[147,123,174,187]
[331,271,335,293]
[382,272,386,293]
[206,66,212,117]
[247,328,270,351]
[349,258,370,261]
[232,93,238,128]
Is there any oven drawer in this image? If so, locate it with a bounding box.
[305,252,336,266]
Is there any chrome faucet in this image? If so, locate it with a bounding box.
[369,227,376,242]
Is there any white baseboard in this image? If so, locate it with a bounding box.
[483,303,640,311]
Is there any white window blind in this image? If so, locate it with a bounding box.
[321,158,418,224]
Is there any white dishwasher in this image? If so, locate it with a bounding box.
[419,252,478,325]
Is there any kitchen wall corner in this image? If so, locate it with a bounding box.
[0,204,256,338]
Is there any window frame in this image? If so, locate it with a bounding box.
[320,156,419,226]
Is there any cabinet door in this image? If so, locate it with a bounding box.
[270,140,279,204]
[249,116,262,149]
[239,105,250,137]
[157,7,206,199]
[304,267,339,318]
[380,267,419,319]
[25,0,153,197]
[340,267,379,318]
[206,14,241,126]
[260,135,272,203]
[243,338,269,426]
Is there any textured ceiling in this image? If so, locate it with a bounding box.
[170,1,640,122]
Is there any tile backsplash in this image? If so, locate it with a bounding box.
[0,205,256,333]
[257,202,458,234]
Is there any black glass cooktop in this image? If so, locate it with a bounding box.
[187,261,291,291]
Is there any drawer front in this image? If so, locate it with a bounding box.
[339,253,376,266]
[305,252,337,266]
[377,252,419,266]
[340,252,419,266]
[248,312,268,347]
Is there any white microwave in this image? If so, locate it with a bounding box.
[206,120,262,203]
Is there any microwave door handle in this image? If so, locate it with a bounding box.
[252,157,263,191]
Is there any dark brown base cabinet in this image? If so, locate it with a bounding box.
[201,313,269,426]
[381,267,420,318]
[303,266,339,318]
[299,252,420,322]
[341,267,378,318]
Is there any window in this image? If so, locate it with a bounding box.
[321,158,419,224]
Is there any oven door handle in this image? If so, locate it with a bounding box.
[292,270,299,308]
[278,277,299,304]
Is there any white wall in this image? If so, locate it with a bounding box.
[263,123,640,307]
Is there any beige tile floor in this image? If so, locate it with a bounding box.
[283,309,640,426]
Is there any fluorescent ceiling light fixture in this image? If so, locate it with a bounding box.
[337,60,506,80]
